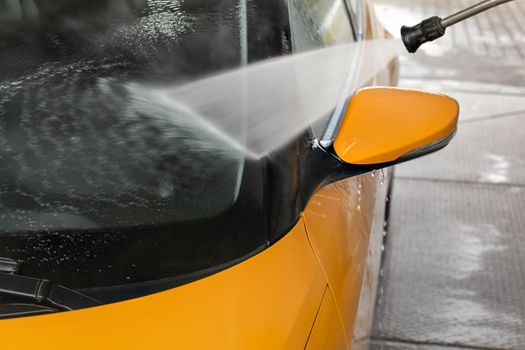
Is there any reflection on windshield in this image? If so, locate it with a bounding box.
[0,0,246,232]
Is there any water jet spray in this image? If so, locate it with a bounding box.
[401,0,515,53]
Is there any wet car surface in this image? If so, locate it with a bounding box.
[0,1,405,348]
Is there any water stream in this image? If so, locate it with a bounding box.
[130,38,403,158]
[0,36,402,231]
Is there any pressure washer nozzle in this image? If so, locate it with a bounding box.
[401,16,446,53]
[401,0,515,53]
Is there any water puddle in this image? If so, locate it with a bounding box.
[479,153,510,183]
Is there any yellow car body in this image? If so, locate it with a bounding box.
[0,1,459,349]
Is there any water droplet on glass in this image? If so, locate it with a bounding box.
[371,170,376,178]
[357,204,361,211]
[70,136,80,144]
[380,244,385,251]
[383,230,387,237]
[380,169,385,185]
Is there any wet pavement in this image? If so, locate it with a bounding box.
[371,0,525,349]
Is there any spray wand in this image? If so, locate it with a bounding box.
[401,0,515,53]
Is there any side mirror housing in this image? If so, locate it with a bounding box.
[333,87,459,166]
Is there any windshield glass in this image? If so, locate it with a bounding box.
[0,0,246,232]
[0,0,292,304]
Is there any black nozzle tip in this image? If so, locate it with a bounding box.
[401,16,445,53]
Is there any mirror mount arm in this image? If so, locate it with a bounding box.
[299,129,455,209]
[298,141,378,210]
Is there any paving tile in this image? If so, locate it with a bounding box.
[372,179,525,349]
[451,92,525,122]
[371,2,525,349]
[396,113,525,186]
[397,53,525,95]
[371,339,484,350]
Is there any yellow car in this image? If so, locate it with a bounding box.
[0,0,458,349]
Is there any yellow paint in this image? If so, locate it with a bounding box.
[301,6,402,342]
[0,219,326,350]
[305,287,347,350]
[0,4,426,349]
[334,87,459,165]
[302,174,378,344]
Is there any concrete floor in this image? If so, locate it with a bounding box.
[371,0,525,349]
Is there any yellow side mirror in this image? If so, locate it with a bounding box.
[333,87,459,165]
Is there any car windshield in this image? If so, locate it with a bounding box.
[0,0,246,232]
[0,0,291,303]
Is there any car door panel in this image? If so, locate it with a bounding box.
[302,174,378,342]
[305,286,348,350]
